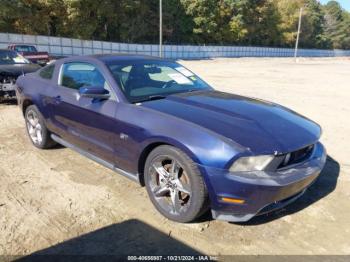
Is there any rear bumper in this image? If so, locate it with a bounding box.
[200,142,327,222]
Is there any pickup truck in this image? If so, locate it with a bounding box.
[8,44,50,66]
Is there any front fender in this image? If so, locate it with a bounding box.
[140,136,202,164]
[124,104,244,169]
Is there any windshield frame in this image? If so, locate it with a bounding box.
[105,59,213,104]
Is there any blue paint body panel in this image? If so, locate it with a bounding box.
[15,54,326,222]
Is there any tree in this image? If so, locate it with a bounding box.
[273,0,331,48]
[237,0,282,46]
[66,0,121,41]
[181,0,226,44]
[180,0,282,45]
[323,0,350,49]
[300,0,330,48]
[0,0,349,49]
[338,12,350,49]
[163,0,195,44]
[0,0,70,36]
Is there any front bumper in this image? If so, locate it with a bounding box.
[0,82,17,98]
[200,142,327,222]
[35,59,50,66]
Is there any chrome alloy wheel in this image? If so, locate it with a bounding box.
[149,157,192,215]
[26,109,43,145]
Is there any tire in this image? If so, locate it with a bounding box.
[25,105,56,149]
[144,145,209,223]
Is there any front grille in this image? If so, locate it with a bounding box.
[278,144,314,169]
[0,74,17,92]
[257,190,305,215]
[0,74,16,85]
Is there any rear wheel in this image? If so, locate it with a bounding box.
[144,145,209,223]
[25,105,56,149]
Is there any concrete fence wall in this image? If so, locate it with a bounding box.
[1,32,350,59]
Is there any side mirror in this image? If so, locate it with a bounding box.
[79,86,110,100]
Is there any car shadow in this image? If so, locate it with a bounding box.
[50,143,65,150]
[16,219,203,261]
[234,155,340,226]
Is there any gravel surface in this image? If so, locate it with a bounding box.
[0,57,349,257]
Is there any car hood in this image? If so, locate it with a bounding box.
[0,63,41,77]
[141,90,321,155]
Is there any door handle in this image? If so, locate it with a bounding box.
[53,95,62,105]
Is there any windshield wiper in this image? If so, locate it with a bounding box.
[134,95,167,103]
[172,89,200,95]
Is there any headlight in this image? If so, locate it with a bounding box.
[229,155,274,172]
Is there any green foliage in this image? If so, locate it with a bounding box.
[323,0,350,49]
[0,0,349,49]
[181,0,282,46]
[0,0,70,36]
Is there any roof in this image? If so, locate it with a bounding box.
[90,53,165,63]
[8,44,35,46]
[56,53,168,64]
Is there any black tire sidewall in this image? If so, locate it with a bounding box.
[145,145,208,223]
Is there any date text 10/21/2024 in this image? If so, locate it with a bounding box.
[127,255,219,261]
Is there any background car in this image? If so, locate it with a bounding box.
[8,44,50,66]
[16,54,326,223]
[0,49,41,101]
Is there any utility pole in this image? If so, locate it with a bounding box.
[159,0,163,57]
[294,7,303,61]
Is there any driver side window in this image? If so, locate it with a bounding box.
[60,62,106,90]
[59,62,116,100]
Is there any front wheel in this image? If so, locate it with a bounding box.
[25,105,56,149]
[144,145,209,223]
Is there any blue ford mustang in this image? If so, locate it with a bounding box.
[16,54,327,223]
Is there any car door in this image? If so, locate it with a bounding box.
[49,61,119,164]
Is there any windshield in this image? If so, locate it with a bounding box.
[0,51,30,65]
[106,60,212,103]
[14,45,37,52]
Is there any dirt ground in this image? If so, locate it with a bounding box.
[1,58,350,257]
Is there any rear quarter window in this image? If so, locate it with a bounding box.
[39,64,55,80]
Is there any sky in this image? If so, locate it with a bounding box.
[319,0,350,11]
